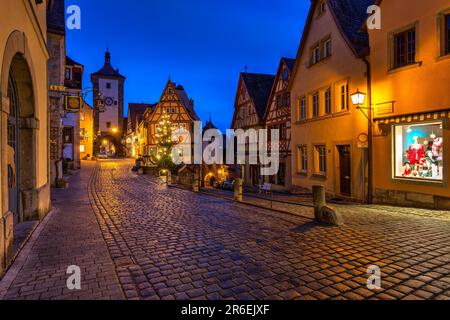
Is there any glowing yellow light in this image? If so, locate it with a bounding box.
[112,128,118,133]
[103,139,108,145]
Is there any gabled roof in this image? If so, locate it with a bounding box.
[327,0,373,57]
[66,56,83,67]
[263,57,295,123]
[128,103,155,132]
[91,49,125,79]
[289,0,372,88]
[202,120,218,133]
[241,73,275,121]
[282,57,296,72]
[47,0,65,35]
[175,85,200,121]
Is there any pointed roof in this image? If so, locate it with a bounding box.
[263,57,295,123]
[91,49,126,79]
[241,72,275,120]
[202,119,218,133]
[128,103,155,132]
[157,80,200,121]
[290,0,372,88]
[327,0,373,56]
[66,56,83,67]
[282,57,296,72]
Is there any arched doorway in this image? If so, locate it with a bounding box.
[204,174,217,188]
[7,54,36,223]
[98,135,119,158]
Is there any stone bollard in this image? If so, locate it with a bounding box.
[167,172,172,185]
[320,205,344,226]
[192,177,199,193]
[312,185,326,221]
[234,178,243,202]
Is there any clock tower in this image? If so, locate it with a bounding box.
[91,49,126,155]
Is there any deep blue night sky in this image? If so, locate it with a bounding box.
[66,0,309,131]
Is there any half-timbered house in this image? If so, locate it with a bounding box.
[143,80,200,163]
[231,72,275,188]
[263,58,295,191]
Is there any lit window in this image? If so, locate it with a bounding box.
[80,145,85,153]
[314,145,327,175]
[312,93,319,118]
[339,83,349,111]
[393,122,443,181]
[325,87,331,114]
[80,112,85,121]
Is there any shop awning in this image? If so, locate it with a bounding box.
[374,109,450,125]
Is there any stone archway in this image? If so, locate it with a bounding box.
[8,53,37,223]
[204,174,217,188]
[95,134,121,157]
[1,31,39,223]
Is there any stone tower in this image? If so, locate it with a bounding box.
[91,49,126,155]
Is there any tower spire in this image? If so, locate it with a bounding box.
[105,47,111,65]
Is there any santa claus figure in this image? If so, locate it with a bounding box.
[407,136,425,165]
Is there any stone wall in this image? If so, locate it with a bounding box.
[373,188,450,210]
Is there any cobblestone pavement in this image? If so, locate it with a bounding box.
[2,159,450,300]
[1,163,124,300]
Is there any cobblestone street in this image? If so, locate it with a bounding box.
[1,159,450,300]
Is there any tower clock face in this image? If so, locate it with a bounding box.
[105,97,114,106]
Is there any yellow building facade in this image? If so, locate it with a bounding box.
[80,101,94,159]
[369,0,450,208]
[0,0,51,275]
[290,0,371,201]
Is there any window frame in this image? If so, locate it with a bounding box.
[389,22,419,70]
[445,14,450,56]
[312,93,319,118]
[324,87,331,114]
[392,121,445,183]
[338,83,349,111]
[314,145,327,176]
[312,45,320,65]
[394,28,416,68]
[299,96,307,121]
[298,145,308,174]
[65,67,71,80]
[323,38,332,59]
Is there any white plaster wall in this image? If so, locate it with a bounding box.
[98,78,119,132]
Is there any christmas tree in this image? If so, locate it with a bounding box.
[152,111,175,174]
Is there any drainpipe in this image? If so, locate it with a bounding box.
[363,57,373,204]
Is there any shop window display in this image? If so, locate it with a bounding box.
[394,122,443,181]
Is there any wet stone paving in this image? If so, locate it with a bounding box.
[2,160,450,300]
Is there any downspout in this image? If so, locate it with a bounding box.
[363,57,373,204]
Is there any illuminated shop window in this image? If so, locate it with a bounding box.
[393,122,443,181]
